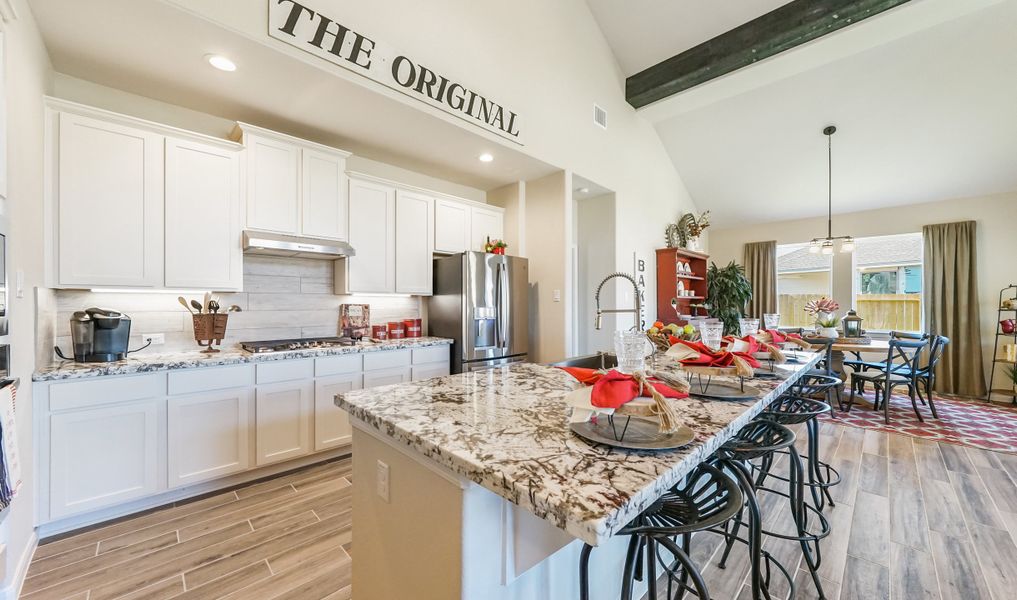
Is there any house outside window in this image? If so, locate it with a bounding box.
[853,233,923,332]
[776,243,832,328]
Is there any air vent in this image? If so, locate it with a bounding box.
[593,104,607,129]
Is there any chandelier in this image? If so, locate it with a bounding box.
[809,125,854,254]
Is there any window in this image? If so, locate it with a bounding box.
[776,243,832,328]
[853,233,923,332]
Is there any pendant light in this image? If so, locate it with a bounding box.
[809,125,854,254]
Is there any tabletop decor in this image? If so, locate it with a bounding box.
[483,237,507,254]
[804,296,840,333]
[665,211,711,250]
[842,309,864,338]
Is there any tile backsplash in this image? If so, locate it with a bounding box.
[46,256,422,360]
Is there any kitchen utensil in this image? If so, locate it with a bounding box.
[227,305,242,313]
[208,300,220,314]
[193,314,228,353]
[202,292,212,314]
[190,299,204,314]
[178,296,195,315]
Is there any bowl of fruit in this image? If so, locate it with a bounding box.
[646,321,699,351]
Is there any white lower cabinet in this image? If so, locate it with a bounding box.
[314,373,361,451]
[168,388,252,488]
[412,362,451,381]
[363,367,412,389]
[50,399,164,519]
[255,380,314,466]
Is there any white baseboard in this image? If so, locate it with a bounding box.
[0,530,37,600]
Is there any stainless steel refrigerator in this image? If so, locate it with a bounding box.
[428,252,529,373]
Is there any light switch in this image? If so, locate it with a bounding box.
[553,289,561,302]
[15,270,23,299]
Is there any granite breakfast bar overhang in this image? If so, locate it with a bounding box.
[337,353,822,600]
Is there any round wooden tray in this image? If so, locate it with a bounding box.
[571,417,696,451]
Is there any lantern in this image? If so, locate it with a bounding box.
[843,310,864,338]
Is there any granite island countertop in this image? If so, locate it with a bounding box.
[336,351,822,547]
[33,337,453,382]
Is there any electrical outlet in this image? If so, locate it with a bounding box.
[144,333,165,345]
[553,289,561,302]
[376,460,390,503]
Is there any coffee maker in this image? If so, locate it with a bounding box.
[57,308,134,362]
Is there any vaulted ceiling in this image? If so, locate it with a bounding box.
[588,0,1017,227]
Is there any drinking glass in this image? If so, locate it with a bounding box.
[699,322,724,351]
[763,314,780,330]
[739,318,760,338]
[614,330,655,374]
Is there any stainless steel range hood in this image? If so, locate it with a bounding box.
[242,231,355,260]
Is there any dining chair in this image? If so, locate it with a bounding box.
[843,331,929,395]
[803,337,844,410]
[845,337,929,424]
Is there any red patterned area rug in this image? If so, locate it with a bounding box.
[819,392,1017,454]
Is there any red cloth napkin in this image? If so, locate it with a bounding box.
[672,340,761,369]
[766,329,803,343]
[558,367,688,408]
[723,335,762,354]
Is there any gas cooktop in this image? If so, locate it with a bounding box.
[240,336,359,354]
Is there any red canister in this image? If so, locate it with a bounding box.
[371,325,388,340]
[387,321,405,339]
[403,318,422,338]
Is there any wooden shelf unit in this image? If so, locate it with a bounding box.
[655,247,709,325]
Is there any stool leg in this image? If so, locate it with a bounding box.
[656,536,711,600]
[807,418,835,510]
[620,535,641,600]
[727,460,765,600]
[579,543,592,600]
[646,537,658,600]
[789,447,828,600]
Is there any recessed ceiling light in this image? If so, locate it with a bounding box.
[478,153,494,163]
[206,54,237,72]
[577,187,590,194]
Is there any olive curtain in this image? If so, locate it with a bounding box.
[923,221,986,397]
[743,240,777,319]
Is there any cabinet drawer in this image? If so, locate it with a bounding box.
[363,349,411,372]
[168,365,254,396]
[256,359,314,384]
[412,362,450,382]
[412,345,449,365]
[49,373,166,412]
[315,354,363,377]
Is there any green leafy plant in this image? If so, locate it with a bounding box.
[706,261,753,335]
[1006,365,1017,386]
[817,315,841,328]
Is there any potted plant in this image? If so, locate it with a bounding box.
[816,315,841,338]
[804,297,840,335]
[706,261,753,335]
[484,238,508,255]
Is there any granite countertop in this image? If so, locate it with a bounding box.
[336,351,821,546]
[32,337,453,382]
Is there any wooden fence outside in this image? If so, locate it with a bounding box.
[776,293,921,331]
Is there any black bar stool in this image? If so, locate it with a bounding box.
[713,419,831,600]
[756,374,843,511]
[578,463,742,600]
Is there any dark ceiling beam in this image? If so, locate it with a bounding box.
[625,0,912,108]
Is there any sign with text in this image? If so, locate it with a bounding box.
[633,252,647,330]
[268,0,522,143]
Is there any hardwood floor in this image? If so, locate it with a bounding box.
[23,423,1017,600]
[23,459,353,600]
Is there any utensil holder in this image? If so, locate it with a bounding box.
[193,314,228,353]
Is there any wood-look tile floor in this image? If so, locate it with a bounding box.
[23,459,354,600]
[23,423,1017,600]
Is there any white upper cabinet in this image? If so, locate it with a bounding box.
[234,123,350,241]
[433,198,470,254]
[301,148,347,240]
[338,178,395,294]
[56,111,164,287]
[471,206,504,252]
[244,132,300,234]
[47,99,244,291]
[165,138,242,291]
[395,190,433,295]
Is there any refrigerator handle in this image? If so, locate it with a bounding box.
[498,260,510,350]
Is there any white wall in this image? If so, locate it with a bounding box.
[708,192,1016,399]
[524,171,569,363]
[576,193,616,355]
[487,182,525,257]
[0,0,53,595]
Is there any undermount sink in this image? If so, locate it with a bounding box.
[547,352,618,370]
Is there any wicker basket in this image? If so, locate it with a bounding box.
[193,314,229,353]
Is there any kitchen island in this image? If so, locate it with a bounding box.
[336,351,822,600]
